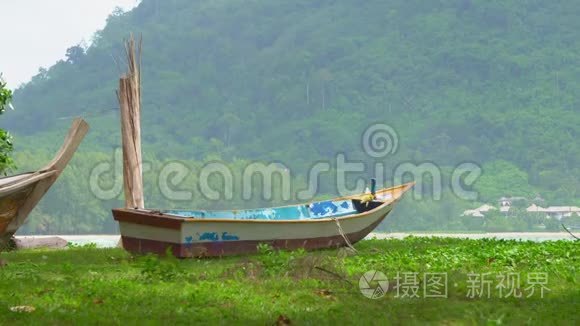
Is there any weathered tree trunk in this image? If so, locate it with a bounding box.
[117,35,144,209]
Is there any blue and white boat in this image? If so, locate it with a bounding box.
[113,182,414,257]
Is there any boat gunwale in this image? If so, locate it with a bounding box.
[0,170,57,196]
[114,200,392,226]
[0,171,36,186]
[113,182,413,226]
[161,181,413,214]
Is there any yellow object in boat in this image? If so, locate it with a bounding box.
[359,193,375,206]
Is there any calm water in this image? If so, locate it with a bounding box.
[16,232,574,248]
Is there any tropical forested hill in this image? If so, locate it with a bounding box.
[3,0,580,233]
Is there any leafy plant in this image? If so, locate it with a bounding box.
[139,248,185,282]
[0,74,14,175]
[256,243,308,276]
[66,242,98,249]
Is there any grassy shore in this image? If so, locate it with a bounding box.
[0,237,578,325]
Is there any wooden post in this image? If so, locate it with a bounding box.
[117,35,144,209]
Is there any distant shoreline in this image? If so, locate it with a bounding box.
[13,232,574,248]
[367,232,574,241]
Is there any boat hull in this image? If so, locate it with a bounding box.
[0,183,36,239]
[0,119,89,248]
[113,195,402,258]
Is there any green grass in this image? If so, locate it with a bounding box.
[0,238,578,325]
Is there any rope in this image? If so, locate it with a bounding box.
[332,216,357,253]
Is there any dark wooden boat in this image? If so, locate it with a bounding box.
[0,118,89,247]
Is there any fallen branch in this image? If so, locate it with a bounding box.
[314,266,353,285]
[561,223,579,241]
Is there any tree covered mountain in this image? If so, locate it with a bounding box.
[3,0,580,233]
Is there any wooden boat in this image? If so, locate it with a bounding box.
[0,119,89,247]
[113,182,414,257]
[111,37,414,257]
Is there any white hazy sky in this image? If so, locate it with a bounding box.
[0,0,140,89]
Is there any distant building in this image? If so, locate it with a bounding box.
[462,204,497,218]
[462,197,580,220]
[478,204,496,212]
[462,209,485,217]
[499,197,511,214]
[526,204,580,220]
